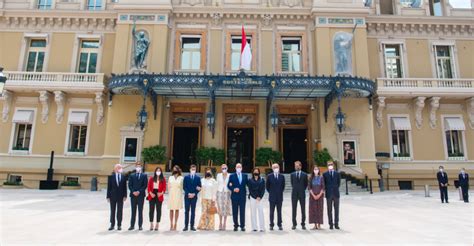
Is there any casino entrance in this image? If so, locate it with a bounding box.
[277,105,311,173]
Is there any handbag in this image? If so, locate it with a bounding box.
[208,201,218,215]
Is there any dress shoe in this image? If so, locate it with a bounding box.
[335,225,340,230]
[117,226,122,231]
[241,227,245,232]
[329,225,334,230]
[191,227,196,231]
[108,226,114,231]
[278,226,283,231]
[302,225,307,230]
[183,227,188,231]
[139,227,143,231]
[270,226,274,231]
[292,226,296,230]
[128,227,134,231]
[233,227,238,232]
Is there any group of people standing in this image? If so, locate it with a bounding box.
[436,166,470,203]
[106,160,342,232]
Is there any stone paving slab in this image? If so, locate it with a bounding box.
[0,189,472,245]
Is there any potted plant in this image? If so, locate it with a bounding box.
[141,145,167,172]
[2,180,23,189]
[195,146,211,172]
[60,180,81,190]
[313,148,333,173]
[256,147,282,174]
[209,147,225,174]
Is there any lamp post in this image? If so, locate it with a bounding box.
[207,111,215,137]
[270,107,278,131]
[137,104,148,131]
[335,80,345,132]
[0,67,6,95]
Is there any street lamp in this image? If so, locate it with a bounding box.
[0,67,6,95]
[207,111,215,130]
[137,105,148,131]
[270,108,279,130]
[335,108,345,132]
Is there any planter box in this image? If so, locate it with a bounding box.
[61,185,81,190]
[2,184,23,189]
[145,163,166,173]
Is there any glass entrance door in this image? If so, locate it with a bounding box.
[226,127,254,173]
[281,128,308,173]
[172,127,199,172]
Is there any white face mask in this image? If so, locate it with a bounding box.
[273,168,279,174]
[328,165,334,170]
[461,170,465,174]
[117,168,123,173]
[314,169,319,175]
[439,169,444,172]
[222,168,227,173]
[136,167,142,173]
[156,171,161,176]
[190,170,196,175]
[236,168,242,173]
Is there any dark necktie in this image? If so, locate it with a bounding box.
[138,173,140,180]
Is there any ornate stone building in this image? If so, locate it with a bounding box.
[0,0,472,191]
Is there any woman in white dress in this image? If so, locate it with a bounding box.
[216,164,232,230]
[168,165,183,231]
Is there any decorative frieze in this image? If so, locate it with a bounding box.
[429,97,440,129]
[0,15,116,32]
[38,91,51,124]
[413,96,426,129]
[117,14,168,25]
[367,21,474,38]
[1,90,13,123]
[376,96,386,128]
[54,91,66,124]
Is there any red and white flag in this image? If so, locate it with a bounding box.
[240,25,252,71]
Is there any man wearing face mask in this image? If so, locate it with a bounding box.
[128,162,148,230]
[107,164,127,231]
[227,163,248,231]
[323,161,341,230]
[458,168,469,203]
[437,166,449,203]
[266,163,285,231]
[183,164,202,231]
[291,161,308,230]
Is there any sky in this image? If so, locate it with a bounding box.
[449,0,472,8]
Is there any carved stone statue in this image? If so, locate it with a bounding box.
[333,32,353,75]
[131,21,150,70]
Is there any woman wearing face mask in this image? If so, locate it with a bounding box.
[147,167,167,231]
[197,167,218,230]
[168,165,183,231]
[247,167,266,232]
[308,165,325,230]
[216,164,232,231]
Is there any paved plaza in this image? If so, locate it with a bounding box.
[0,188,472,245]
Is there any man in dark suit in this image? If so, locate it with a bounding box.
[266,163,285,231]
[227,163,248,231]
[291,161,308,230]
[128,162,148,230]
[459,168,469,203]
[183,164,201,231]
[323,161,341,230]
[437,165,449,203]
[107,164,127,231]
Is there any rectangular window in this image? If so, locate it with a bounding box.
[87,0,102,10]
[390,117,411,159]
[429,0,443,16]
[13,124,32,151]
[180,37,201,70]
[37,0,52,9]
[77,40,99,73]
[434,45,454,79]
[26,40,46,72]
[231,36,252,71]
[281,38,302,73]
[68,125,87,153]
[123,138,138,162]
[445,130,464,157]
[383,44,403,78]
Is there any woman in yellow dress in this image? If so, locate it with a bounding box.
[168,165,183,231]
[197,167,218,230]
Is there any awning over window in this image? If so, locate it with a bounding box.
[68,112,88,125]
[12,110,34,124]
[444,118,465,131]
[391,117,411,130]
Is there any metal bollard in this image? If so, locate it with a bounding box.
[424,184,430,197]
[91,177,98,191]
[345,179,349,195]
[459,188,463,201]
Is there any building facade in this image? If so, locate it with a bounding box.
[0,0,472,191]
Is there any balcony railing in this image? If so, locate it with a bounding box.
[377,78,474,88]
[4,71,104,83]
